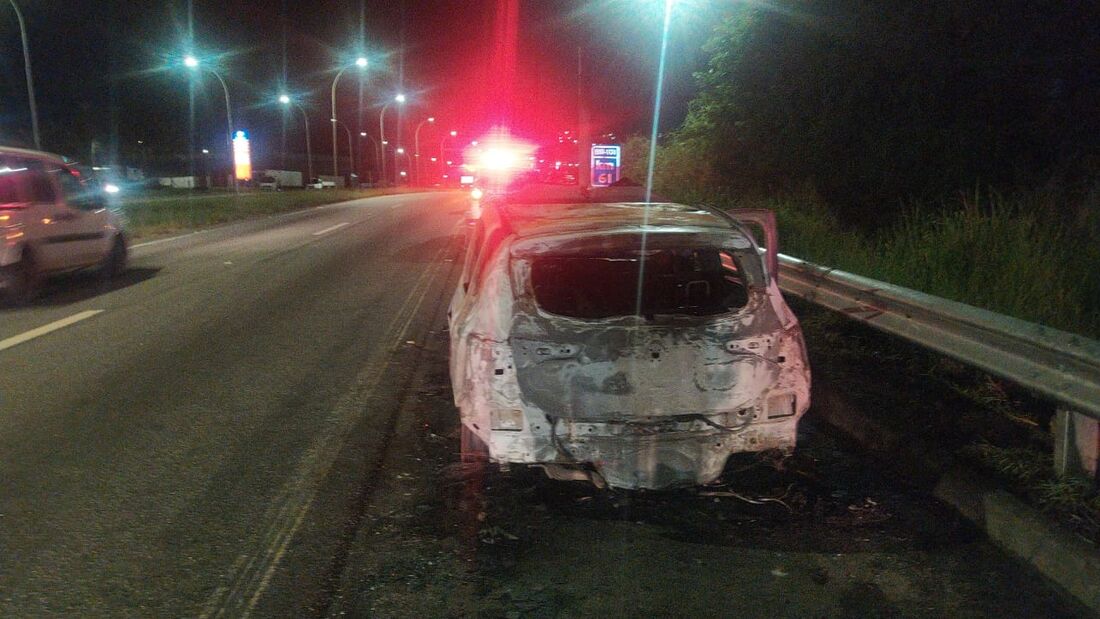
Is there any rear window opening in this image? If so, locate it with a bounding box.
[530,247,749,319]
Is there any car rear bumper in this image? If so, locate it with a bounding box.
[486,417,799,490]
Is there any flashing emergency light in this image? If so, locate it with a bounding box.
[233,130,252,181]
[480,147,519,171]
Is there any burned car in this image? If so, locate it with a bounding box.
[448,190,810,490]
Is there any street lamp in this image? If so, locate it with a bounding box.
[279,94,314,182]
[360,131,381,184]
[439,130,457,168]
[184,55,235,191]
[331,118,355,186]
[394,148,411,185]
[414,116,435,186]
[378,93,406,185]
[200,148,211,187]
[331,57,369,177]
[6,2,38,149]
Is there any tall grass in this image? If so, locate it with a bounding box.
[658,185,1099,339]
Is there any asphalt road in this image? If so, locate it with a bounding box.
[0,192,1088,617]
[0,192,467,615]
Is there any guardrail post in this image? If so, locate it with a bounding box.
[1054,408,1099,481]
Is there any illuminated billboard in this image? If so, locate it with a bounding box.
[232,130,252,181]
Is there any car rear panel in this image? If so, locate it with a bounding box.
[502,228,810,488]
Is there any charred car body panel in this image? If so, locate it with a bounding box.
[449,200,810,490]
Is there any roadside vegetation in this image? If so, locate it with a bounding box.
[620,2,1100,536]
[623,168,1100,339]
[115,187,427,239]
[622,2,1100,339]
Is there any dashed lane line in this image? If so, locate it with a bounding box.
[0,310,104,353]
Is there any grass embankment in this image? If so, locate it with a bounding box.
[117,187,431,239]
[664,187,1099,340]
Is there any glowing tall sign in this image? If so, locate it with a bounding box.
[232,130,252,181]
[590,144,621,187]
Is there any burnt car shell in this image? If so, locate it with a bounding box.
[449,197,810,490]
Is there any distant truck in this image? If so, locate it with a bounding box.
[260,169,303,189]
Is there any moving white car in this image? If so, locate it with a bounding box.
[449,187,811,490]
[0,146,128,303]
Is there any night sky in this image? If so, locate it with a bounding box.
[0,1,729,174]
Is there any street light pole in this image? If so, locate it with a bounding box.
[8,1,39,150]
[394,147,406,184]
[331,58,368,178]
[378,103,391,184]
[440,130,456,165]
[186,57,235,191]
[394,148,411,184]
[332,119,354,186]
[209,70,235,191]
[413,117,434,186]
[378,93,405,185]
[360,132,381,184]
[280,96,313,182]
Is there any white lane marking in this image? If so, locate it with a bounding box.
[131,231,203,249]
[312,222,350,236]
[0,310,104,352]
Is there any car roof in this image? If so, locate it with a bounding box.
[496,200,739,240]
[0,145,67,164]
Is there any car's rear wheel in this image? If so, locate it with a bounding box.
[99,235,128,280]
[2,249,40,306]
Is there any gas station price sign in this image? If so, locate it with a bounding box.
[590,144,621,187]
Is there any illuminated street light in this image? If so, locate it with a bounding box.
[358,131,381,182]
[414,116,435,185]
[331,57,369,176]
[379,94,407,184]
[279,93,314,182]
[184,54,235,191]
[332,118,356,183]
[202,148,209,154]
[440,130,457,164]
[394,149,412,185]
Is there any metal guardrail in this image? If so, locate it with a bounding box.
[777,254,1100,422]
